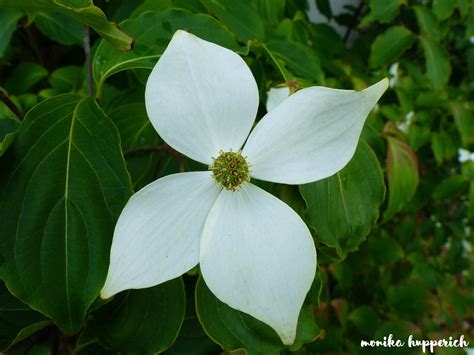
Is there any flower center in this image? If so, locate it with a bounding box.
[209,149,250,191]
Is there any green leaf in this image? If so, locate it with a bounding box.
[432,0,457,21]
[0,10,22,58]
[432,175,469,200]
[200,0,264,42]
[91,279,185,353]
[0,118,19,157]
[368,236,404,264]
[450,101,474,146]
[108,102,161,190]
[300,140,385,258]
[130,0,172,17]
[0,282,50,352]
[0,95,132,334]
[49,66,84,93]
[388,283,432,321]
[93,9,241,98]
[369,26,415,68]
[413,6,440,40]
[348,306,380,337]
[264,39,323,82]
[383,136,419,221]
[0,0,133,50]
[360,0,406,27]
[195,276,321,353]
[419,37,451,90]
[4,62,48,95]
[35,11,83,45]
[431,131,456,164]
[255,0,285,25]
[316,0,332,19]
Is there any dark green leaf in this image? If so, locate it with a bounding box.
[93,9,241,98]
[195,276,321,353]
[369,26,415,68]
[368,236,404,264]
[92,279,185,353]
[0,282,50,352]
[49,66,84,93]
[0,10,22,57]
[0,0,133,50]
[265,39,323,82]
[255,0,285,25]
[300,140,385,258]
[388,283,432,321]
[384,136,419,221]
[200,0,264,42]
[35,11,83,45]
[108,102,161,190]
[432,175,469,200]
[4,62,48,94]
[0,117,20,157]
[0,95,132,334]
[348,306,380,337]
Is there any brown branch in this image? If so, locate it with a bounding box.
[83,25,93,96]
[124,145,180,158]
[0,89,24,120]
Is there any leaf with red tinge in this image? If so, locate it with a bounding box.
[383,136,419,221]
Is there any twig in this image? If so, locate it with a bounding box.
[124,145,180,158]
[83,25,93,96]
[0,89,24,120]
[343,2,366,45]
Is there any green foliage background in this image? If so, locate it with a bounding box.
[0,0,473,354]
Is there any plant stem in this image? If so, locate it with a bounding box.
[0,89,24,120]
[83,25,93,97]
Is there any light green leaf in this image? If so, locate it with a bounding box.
[432,175,469,200]
[195,276,321,353]
[0,10,23,57]
[414,6,440,40]
[0,117,20,157]
[419,37,451,90]
[35,11,83,45]
[450,101,474,146]
[4,62,48,94]
[255,0,285,25]
[431,131,456,164]
[383,136,419,221]
[0,0,133,50]
[369,26,415,68]
[432,0,457,21]
[91,279,185,353]
[200,0,264,42]
[0,282,50,352]
[360,0,406,27]
[93,9,241,98]
[300,140,385,258]
[0,95,132,334]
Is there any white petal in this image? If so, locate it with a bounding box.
[145,30,259,164]
[266,86,290,112]
[200,183,317,345]
[243,78,388,184]
[101,172,221,298]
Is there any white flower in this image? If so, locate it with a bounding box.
[470,36,474,45]
[389,62,399,88]
[100,30,388,344]
[397,110,414,133]
[266,86,290,112]
[458,148,474,163]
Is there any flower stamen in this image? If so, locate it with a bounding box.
[209,149,250,191]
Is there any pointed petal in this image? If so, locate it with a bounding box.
[145,30,259,164]
[101,172,221,298]
[200,183,317,345]
[243,78,388,184]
